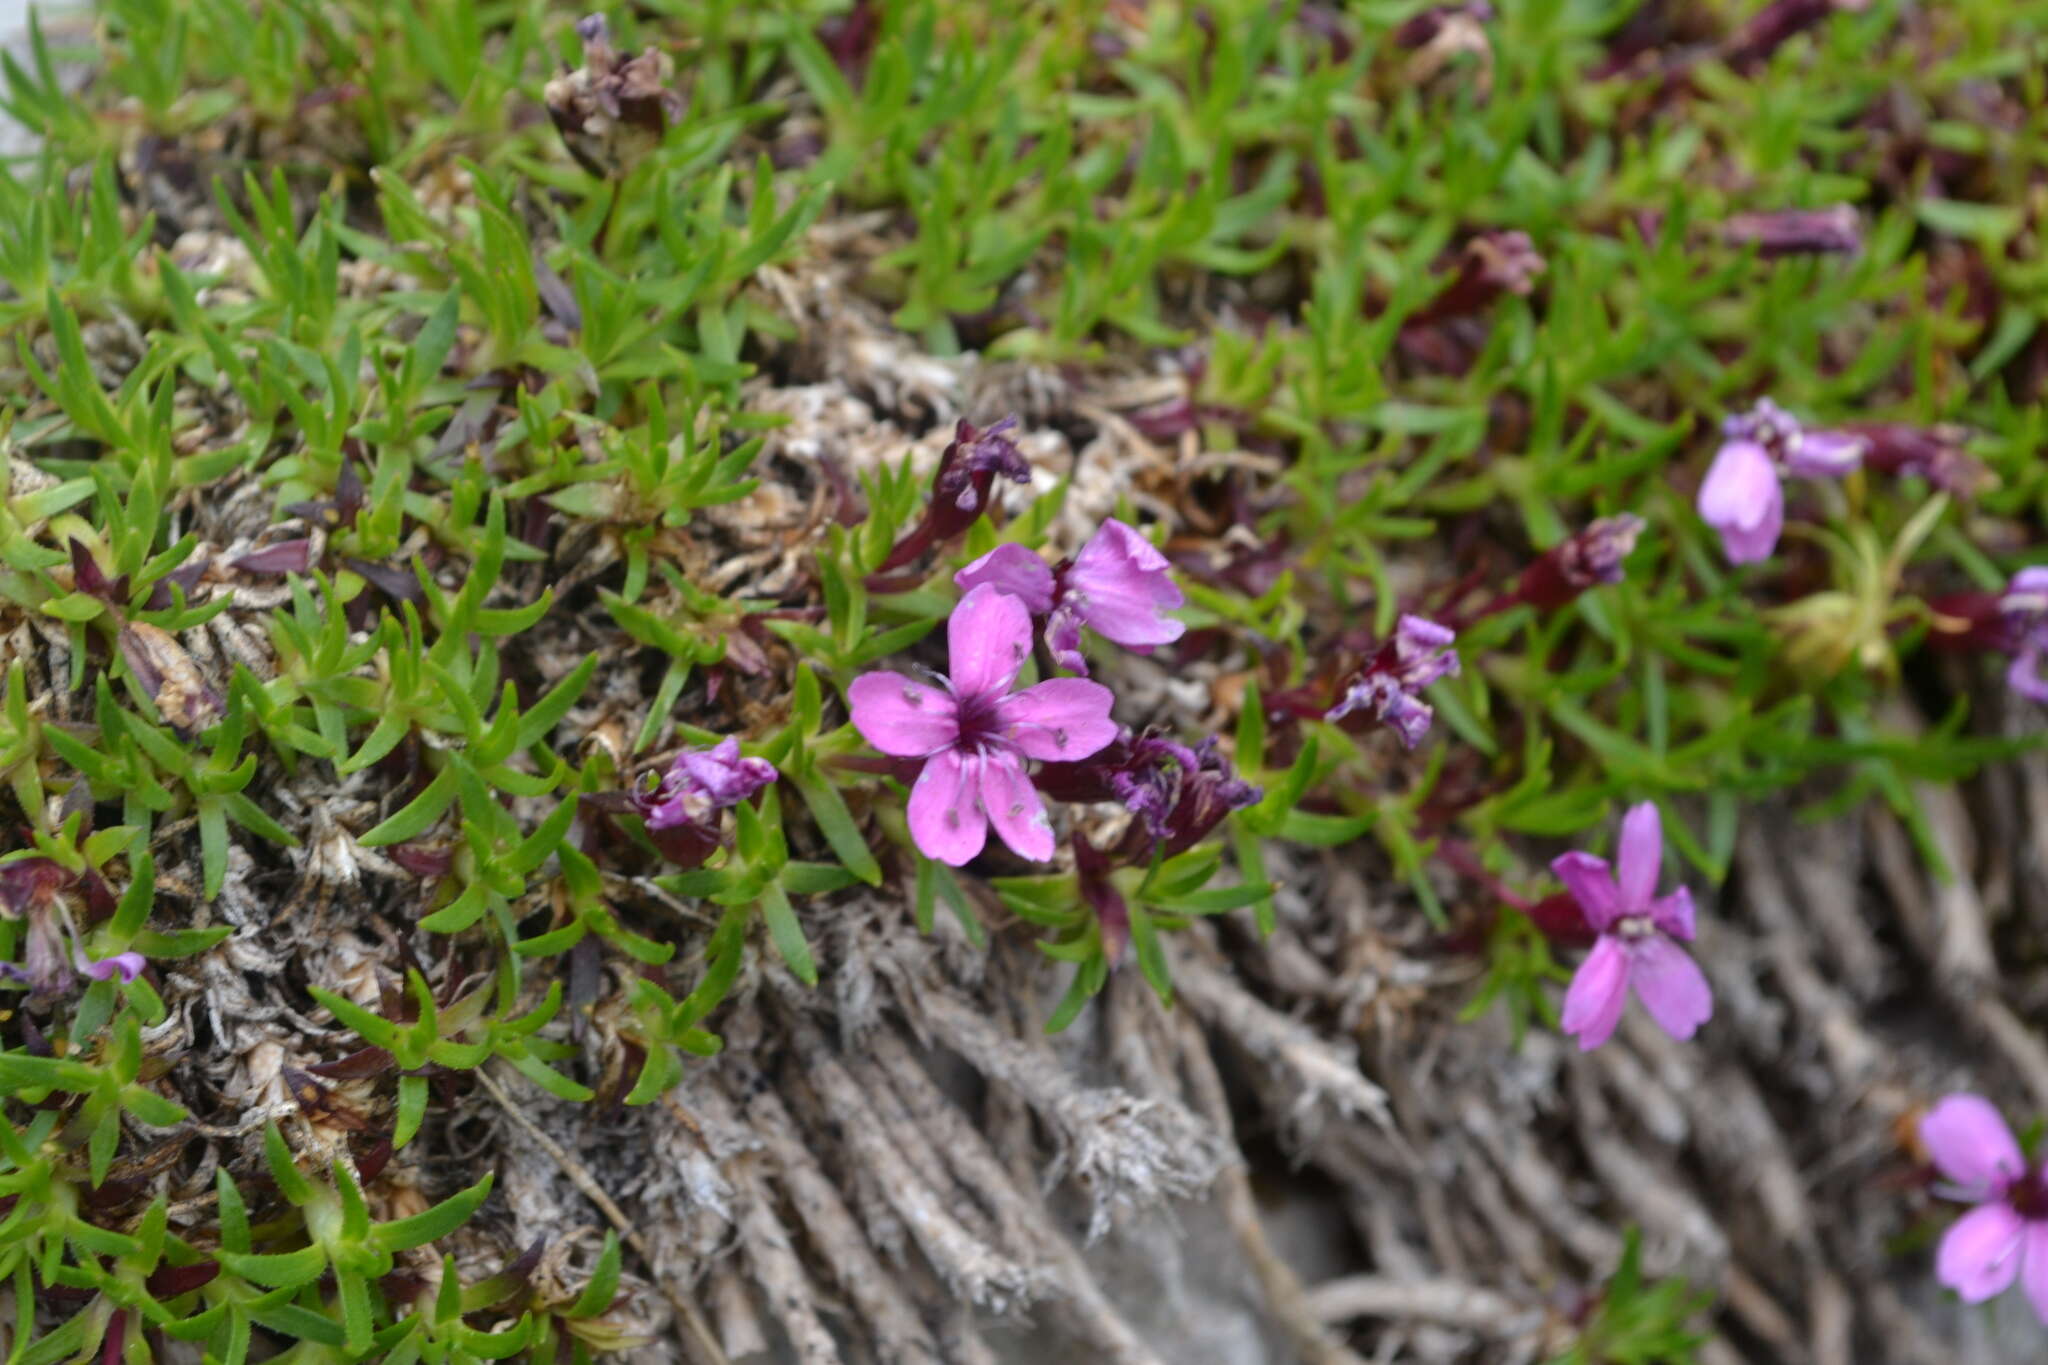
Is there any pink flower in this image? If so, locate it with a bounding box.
[1920,1093,2048,1320]
[1697,439,1784,564]
[953,519,1186,676]
[1553,802,1713,1050]
[1697,399,1869,563]
[848,584,1118,865]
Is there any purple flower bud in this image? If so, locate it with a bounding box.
[1696,439,1784,564]
[1035,729,1260,857]
[874,417,1035,577]
[1720,205,1863,259]
[1326,615,1460,748]
[1508,514,1646,613]
[635,739,778,832]
[0,858,69,918]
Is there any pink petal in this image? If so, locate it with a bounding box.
[2024,1222,2048,1325]
[907,751,987,866]
[954,544,1056,615]
[78,951,146,984]
[1560,936,1630,1051]
[1937,1201,2026,1303]
[1628,936,1714,1041]
[998,678,1119,761]
[848,671,958,757]
[1067,519,1185,649]
[979,751,1055,861]
[1615,801,1663,913]
[1921,1094,2026,1197]
[1550,852,1621,931]
[1650,886,1696,942]
[1697,439,1784,564]
[948,584,1034,698]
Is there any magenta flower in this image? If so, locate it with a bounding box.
[1920,1093,2048,1320]
[1553,802,1713,1050]
[953,519,1186,676]
[1325,615,1460,748]
[848,583,1118,865]
[1697,399,1867,563]
[2004,568,2048,704]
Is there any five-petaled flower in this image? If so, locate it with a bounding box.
[1919,1093,2048,1321]
[954,518,1186,676]
[1326,615,1460,748]
[1553,801,1713,1050]
[849,583,1118,865]
[1697,398,1866,564]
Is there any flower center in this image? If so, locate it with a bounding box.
[1615,914,1655,940]
[953,690,1007,754]
[2011,1172,2048,1221]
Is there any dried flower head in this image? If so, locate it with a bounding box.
[544,15,686,178]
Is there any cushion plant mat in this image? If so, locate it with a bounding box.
[4,2,2048,1363]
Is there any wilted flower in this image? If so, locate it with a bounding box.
[1504,514,1647,613]
[0,858,147,998]
[635,739,777,831]
[848,584,1117,865]
[1918,1093,2048,1320]
[1720,205,1863,258]
[873,417,1034,577]
[630,738,777,868]
[1038,729,1261,857]
[954,519,1186,676]
[1554,802,1713,1050]
[1697,399,1867,563]
[1326,615,1460,748]
[1845,421,1991,497]
[1409,229,1544,326]
[544,15,686,178]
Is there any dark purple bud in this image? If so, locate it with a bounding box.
[1508,514,1646,613]
[874,417,1033,575]
[1074,834,1132,967]
[1721,205,1862,258]
[1409,231,1544,325]
[69,540,127,606]
[1842,422,1991,497]
[144,1263,221,1297]
[143,558,210,610]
